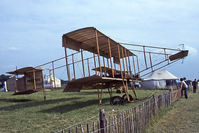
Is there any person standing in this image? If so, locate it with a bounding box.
[192,79,198,93]
[180,77,188,99]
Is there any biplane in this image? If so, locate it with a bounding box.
[6,27,188,105]
[61,27,188,104]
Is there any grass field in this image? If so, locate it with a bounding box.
[146,91,199,133]
[0,88,167,133]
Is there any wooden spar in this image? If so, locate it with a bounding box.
[35,51,80,68]
[129,49,173,55]
[64,48,71,81]
[87,58,90,77]
[132,56,136,75]
[124,49,129,75]
[141,59,179,77]
[72,54,76,79]
[136,56,140,75]
[95,30,102,77]
[149,52,153,71]
[120,42,181,51]
[118,45,130,101]
[130,83,138,99]
[93,53,97,75]
[81,49,85,77]
[108,38,114,77]
[121,47,127,78]
[117,45,123,79]
[103,57,106,75]
[33,70,36,90]
[52,61,56,88]
[49,70,52,88]
[143,46,148,69]
[139,58,168,73]
[127,51,132,75]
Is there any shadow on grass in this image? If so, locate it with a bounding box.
[69,91,108,95]
[0,98,32,102]
[40,97,110,114]
[0,97,81,111]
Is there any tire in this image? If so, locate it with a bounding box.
[122,94,133,103]
[110,96,124,105]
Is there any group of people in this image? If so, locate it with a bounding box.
[180,77,198,99]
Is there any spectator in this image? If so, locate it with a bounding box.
[180,77,188,99]
[192,79,198,93]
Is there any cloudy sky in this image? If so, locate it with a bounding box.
[0,0,198,80]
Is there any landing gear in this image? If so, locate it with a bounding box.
[122,94,133,102]
[110,94,134,105]
[110,96,124,105]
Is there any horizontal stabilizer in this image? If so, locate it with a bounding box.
[169,50,188,61]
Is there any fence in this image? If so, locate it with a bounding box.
[55,89,182,133]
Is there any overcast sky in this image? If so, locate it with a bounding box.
[0,0,198,80]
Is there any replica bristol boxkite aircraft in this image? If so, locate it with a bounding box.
[61,27,188,105]
[6,27,188,104]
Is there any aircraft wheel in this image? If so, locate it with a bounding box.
[122,94,133,103]
[110,96,124,105]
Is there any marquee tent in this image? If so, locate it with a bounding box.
[140,70,178,89]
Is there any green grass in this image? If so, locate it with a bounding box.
[146,91,199,133]
[0,88,167,133]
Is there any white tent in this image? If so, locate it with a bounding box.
[140,70,178,89]
[44,76,61,88]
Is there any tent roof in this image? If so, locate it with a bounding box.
[62,27,135,60]
[144,70,178,81]
[7,67,42,75]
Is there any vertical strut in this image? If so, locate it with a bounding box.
[95,30,102,77]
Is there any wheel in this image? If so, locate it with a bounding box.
[110,96,124,105]
[122,94,133,103]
